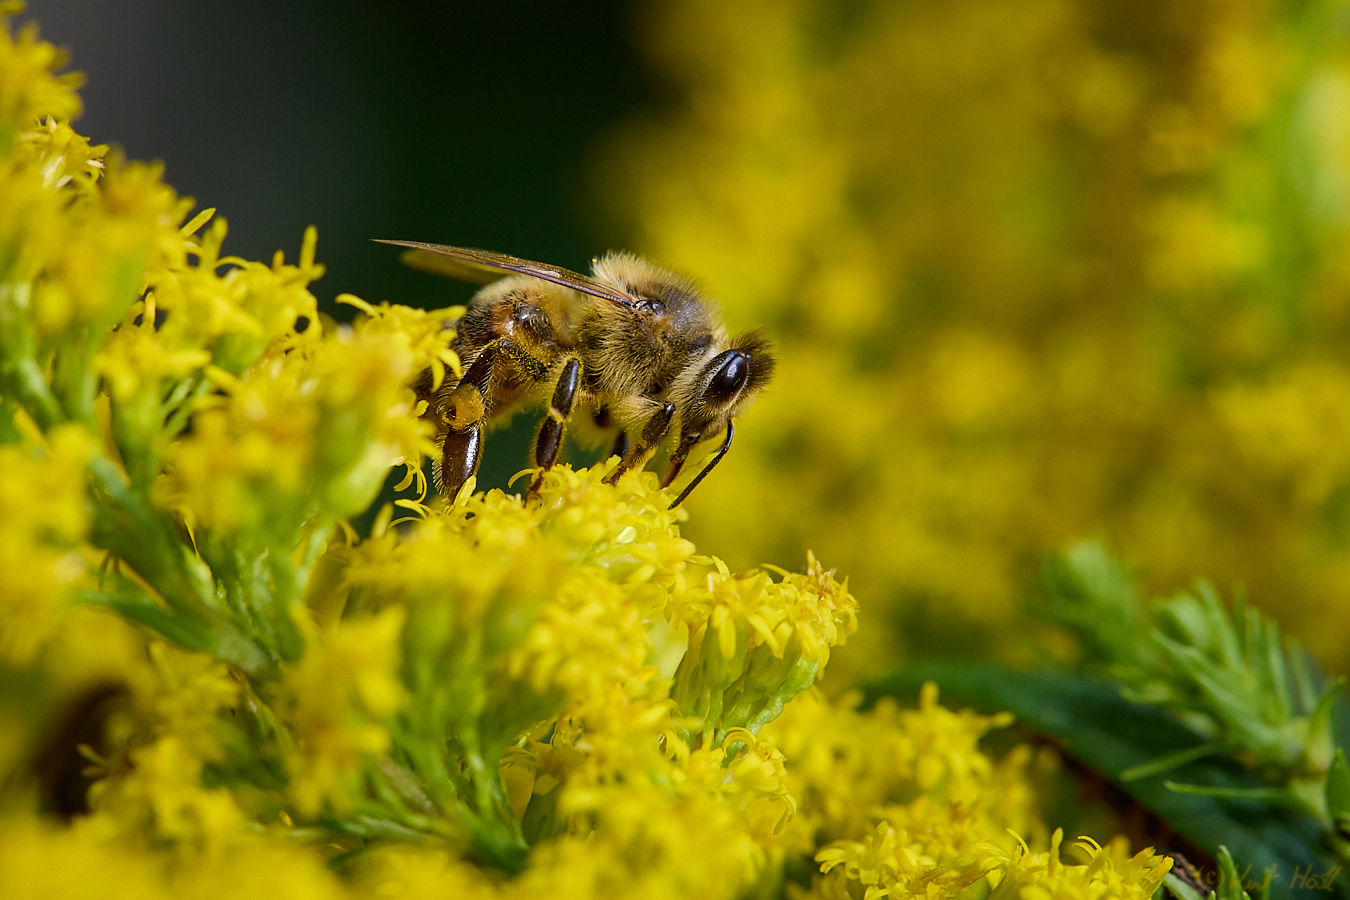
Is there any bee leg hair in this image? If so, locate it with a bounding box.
[603,402,675,486]
[528,357,581,497]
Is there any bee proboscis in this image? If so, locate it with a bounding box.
[378,240,775,508]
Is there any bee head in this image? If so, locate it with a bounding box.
[662,330,775,503]
[700,330,775,411]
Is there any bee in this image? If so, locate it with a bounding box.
[378,240,775,508]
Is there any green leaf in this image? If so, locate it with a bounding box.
[1121,742,1230,782]
[78,586,272,676]
[1161,781,1306,809]
[1326,751,1350,825]
[1216,845,1272,900]
[1163,872,1210,900]
[864,665,1348,900]
[1308,680,1347,773]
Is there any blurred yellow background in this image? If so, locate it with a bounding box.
[599,0,1350,682]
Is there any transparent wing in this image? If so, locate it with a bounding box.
[375,239,638,309]
[388,244,509,285]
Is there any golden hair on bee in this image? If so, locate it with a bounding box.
[379,240,775,508]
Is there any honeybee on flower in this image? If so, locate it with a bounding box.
[380,241,775,507]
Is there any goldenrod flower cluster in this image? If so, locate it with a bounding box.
[605,0,1350,678]
[0,9,1180,899]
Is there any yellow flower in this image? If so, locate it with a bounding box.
[87,644,248,852]
[693,726,796,841]
[338,292,464,390]
[0,810,360,900]
[350,846,500,900]
[0,13,82,137]
[816,826,1172,900]
[816,819,996,900]
[29,156,187,342]
[96,310,211,403]
[140,219,320,374]
[0,815,172,900]
[15,117,106,194]
[279,606,407,816]
[668,551,857,741]
[766,683,1041,899]
[0,420,93,663]
[984,830,1173,900]
[155,309,439,535]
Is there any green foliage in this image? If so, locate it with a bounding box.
[867,665,1340,900]
[1046,543,1341,796]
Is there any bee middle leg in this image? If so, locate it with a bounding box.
[528,357,582,497]
[603,402,675,486]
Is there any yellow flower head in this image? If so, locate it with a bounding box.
[771,682,1040,898]
[0,11,82,139]
[984,830,1174,900]
[87,643,247,852]
[279,606,407,816]
[0,419,93,663]
[668,551,857,742]
[155,306,441,536]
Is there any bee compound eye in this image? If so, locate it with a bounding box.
[706,351,751,405]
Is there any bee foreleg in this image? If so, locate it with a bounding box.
[440,344,497,428]
[603,401,675,486]
[437,337,549,497]
[438,421,484,500]
[435,343,499,497]
[528,357,581,497]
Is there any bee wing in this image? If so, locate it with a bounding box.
[375,240,639,309]
[386,243,511,285]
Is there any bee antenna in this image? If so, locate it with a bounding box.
[668,420,734,509]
